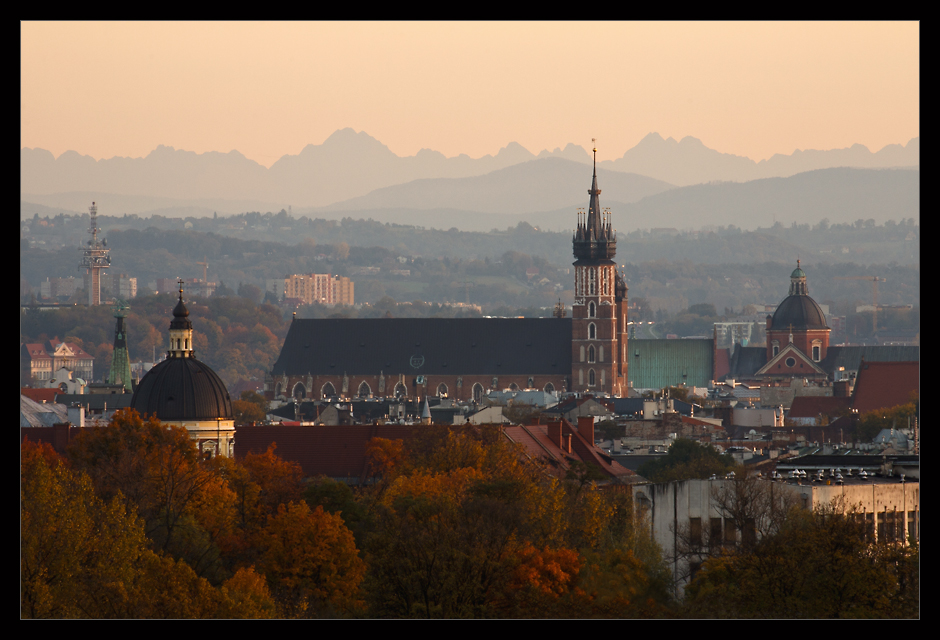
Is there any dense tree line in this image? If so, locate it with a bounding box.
[22,411,672,618]
[22,412,918,618]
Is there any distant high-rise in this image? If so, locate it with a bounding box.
[79,202,110,305]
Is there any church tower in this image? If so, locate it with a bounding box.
[107,299,132,391]
[572,145,628,395]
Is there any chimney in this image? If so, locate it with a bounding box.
[548,420,563,448]
[577,415,595,445]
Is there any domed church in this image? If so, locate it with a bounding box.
[755,261,831,381]
[131,282,235,457]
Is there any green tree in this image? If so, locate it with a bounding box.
[637,438,735,483]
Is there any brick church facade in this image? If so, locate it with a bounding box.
[265,152,629,402]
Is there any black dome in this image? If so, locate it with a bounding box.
[131,356,232,421]
[771,294,829,331]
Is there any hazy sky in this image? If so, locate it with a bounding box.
[22,21,919,167]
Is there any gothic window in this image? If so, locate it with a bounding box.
[527,377,534,388]
[589,323,596,339]
[544,382,555,394]
[588,345,596,363]
[394,382,407,398]
[357,381,371,397]
[589,369,596,386]
[292,382,307,399]
[589,268,596,295]
[472,383,485,404]
[437,383,448,397]
[321,382,336,398]
[589,301,596,318]
[274,382,282,398]
[509,382,519,391]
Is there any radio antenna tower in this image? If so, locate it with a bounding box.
[79,202,111,305]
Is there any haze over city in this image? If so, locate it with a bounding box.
[22,21,919,167]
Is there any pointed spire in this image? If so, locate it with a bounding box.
[586,142,602,239]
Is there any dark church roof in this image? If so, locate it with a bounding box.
[132,357,233,421]
[770,263,828,331]
[271,317,573,377]
[770,294,829,331]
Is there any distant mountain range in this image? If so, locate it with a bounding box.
[22,128,918,213]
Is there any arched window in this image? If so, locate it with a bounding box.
[589,268,596,295]
[812,340,822,361]
[772,341,780,357]
[292,382,306,399]
[544,382,555,394]
[589,323,596,339]
[527,377,534,389]
[589,369,596,386]
[357,381,371,397]
[588,345,596,363]
[509,382,519,391]
[588,301,596,318]
[320,382,336,398]
[472,383,485,404]
[274,382,282,398]
[394,382,407,398]
[437,383,448,397]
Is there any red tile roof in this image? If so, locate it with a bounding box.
[503,420,635,481]
[851,361,919,413]
[788,395,852,419]
[21,388,59,404]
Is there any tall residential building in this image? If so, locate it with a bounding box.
[281,273,354,306]
[333,275,355,306]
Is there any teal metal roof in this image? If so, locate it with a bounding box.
[627,339,714,390]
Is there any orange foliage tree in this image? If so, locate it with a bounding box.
[256,501,365,618]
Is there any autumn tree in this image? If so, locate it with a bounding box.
[67,409,228,580]
[256,501,365,618]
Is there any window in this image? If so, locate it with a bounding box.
[580,345,585,362]
[588,345,595,363]
[544,382,555,394]
[588,369,595,386]
[689,517,702,547]
[320,382,335,398]
[599,346,604,363]
[293,382,307,399]
[772,341,779,357]
[437,383,448,397]
[472,383,485,404]
[589,301,596,317]
[589,323,596,339]
[710,518,722,548]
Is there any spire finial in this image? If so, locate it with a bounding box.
[177,277,184,301]
[592,138,597,174]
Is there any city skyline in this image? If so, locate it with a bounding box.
[22,21,918,168]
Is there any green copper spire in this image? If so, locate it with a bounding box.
[107,299,132,391]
